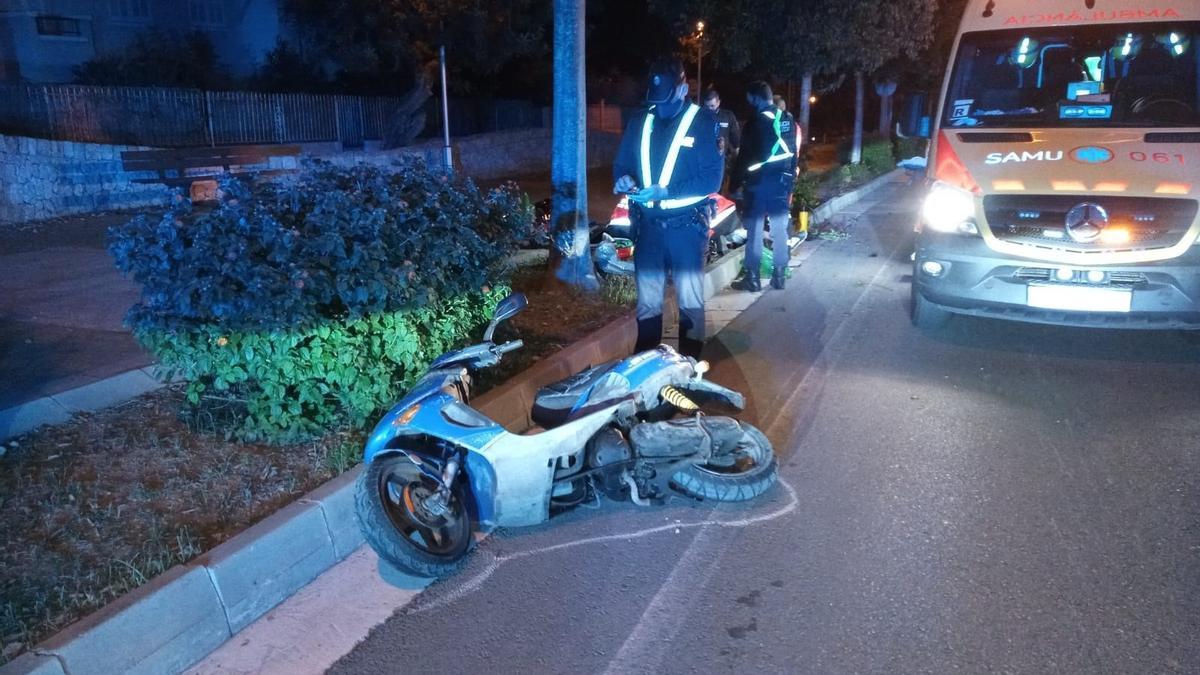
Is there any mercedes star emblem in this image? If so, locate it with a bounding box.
[1065,203,1108,243]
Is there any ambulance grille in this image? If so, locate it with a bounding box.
[983,196,1198,252]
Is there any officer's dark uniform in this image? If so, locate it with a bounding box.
[732,105,798,290]
[714,107,741,191]
[613,93,723,357]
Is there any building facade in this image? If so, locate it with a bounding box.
[0,0,283,83]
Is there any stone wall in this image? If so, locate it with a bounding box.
[0,128,622,226]
[0,134,170,225]
[323,128,621,180]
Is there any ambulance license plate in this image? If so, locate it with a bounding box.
[1026,285,1131,313]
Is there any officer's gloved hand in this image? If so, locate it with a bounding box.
[628,184,668,204]
[614,175,638,195]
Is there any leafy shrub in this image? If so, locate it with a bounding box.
[893,136,929,162]
[792,171,824,213]
[109,159,531,440]
[835,135,896,174]
[861,135,895,175]
[836,163,874,189]
[139,287,507,441]
[111,159,530,332]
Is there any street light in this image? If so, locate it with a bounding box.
[695,21,705,97]
[809,95,818,104]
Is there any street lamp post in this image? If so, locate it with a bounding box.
[695,21,704,96]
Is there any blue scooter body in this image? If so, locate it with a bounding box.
[362,344,703,528]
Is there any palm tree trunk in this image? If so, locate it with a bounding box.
[799,72,813,142]
[549,0,597,290]
[851,71,864,164]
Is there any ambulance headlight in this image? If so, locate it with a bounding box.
[922,182,978,235]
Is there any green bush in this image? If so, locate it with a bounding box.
[893,136,929,163]
[792,171,823,213]
[140,287,507,441]
[109,158,531,440]
[836,163,874,189]
[835,134,896,175]
[861,135,895,175]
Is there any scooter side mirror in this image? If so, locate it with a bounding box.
[483,293,528,342]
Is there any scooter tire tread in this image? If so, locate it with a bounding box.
[354,458,474,579]
[670,423,779,502]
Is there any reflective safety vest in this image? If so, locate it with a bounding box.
[746,109,795,172]
[638,103,706,210]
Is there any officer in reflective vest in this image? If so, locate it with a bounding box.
[613,57,723,358]
[731,81,798,291]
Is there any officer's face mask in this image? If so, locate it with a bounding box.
[653,83,689,119]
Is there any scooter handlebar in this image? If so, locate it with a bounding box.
[493,339,524,355]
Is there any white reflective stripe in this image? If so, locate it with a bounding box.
[746,152,795,172]
[658,103,700,188]
[761,110,775,119]
[658,195,706,209]
[639,112,654,189]
[710,204,736,227]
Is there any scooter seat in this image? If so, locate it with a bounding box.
[530,361,629,428]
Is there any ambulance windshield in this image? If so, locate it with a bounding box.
[944,22,1200,128]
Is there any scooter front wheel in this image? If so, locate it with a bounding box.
[671,423,778,502]
[355,454,474,578]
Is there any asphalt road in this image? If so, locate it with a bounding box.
[331,181,1200,674]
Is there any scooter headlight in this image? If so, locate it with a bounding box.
[922,182,979,235]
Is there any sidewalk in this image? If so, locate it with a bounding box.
[0,214,151,426]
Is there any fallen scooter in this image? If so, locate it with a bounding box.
[355,293,778,578]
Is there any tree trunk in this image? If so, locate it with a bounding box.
[549,0,597,290]
[799,72,813,140]
[851,71,864,164]
[875,80,897,136]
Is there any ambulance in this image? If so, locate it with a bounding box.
[912,0,1200,328]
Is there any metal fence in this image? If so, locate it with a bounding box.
[0,83,407,148]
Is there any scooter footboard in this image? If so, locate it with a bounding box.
[473,404,626,527]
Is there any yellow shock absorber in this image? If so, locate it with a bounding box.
[660,386,700,413]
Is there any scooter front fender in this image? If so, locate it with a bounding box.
[472,402,629,528]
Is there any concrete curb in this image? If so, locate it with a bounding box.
[812,169,901,225]
[0,367,164,442]
[0,170,901,675]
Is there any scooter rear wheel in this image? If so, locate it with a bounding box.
[671,423,778,502]
[355,454,474,578]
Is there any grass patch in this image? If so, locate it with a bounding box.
[600,274,638,306]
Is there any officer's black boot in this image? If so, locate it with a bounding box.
[770,273,785,290]
[634,316,663,354]
[732,270,761,292]
[678,337,704,359]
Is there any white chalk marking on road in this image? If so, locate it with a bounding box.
[406,478,799,616]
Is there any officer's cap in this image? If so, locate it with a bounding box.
[645,57,685,104]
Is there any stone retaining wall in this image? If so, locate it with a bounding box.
[322,128,619,179]
[0,135,171,225]
[0,129,622,226]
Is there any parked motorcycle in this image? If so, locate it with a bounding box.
[355,293,778,578]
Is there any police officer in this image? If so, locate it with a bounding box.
[613,57,724,358]
[704,88,740,193]
[732,81,798,291]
